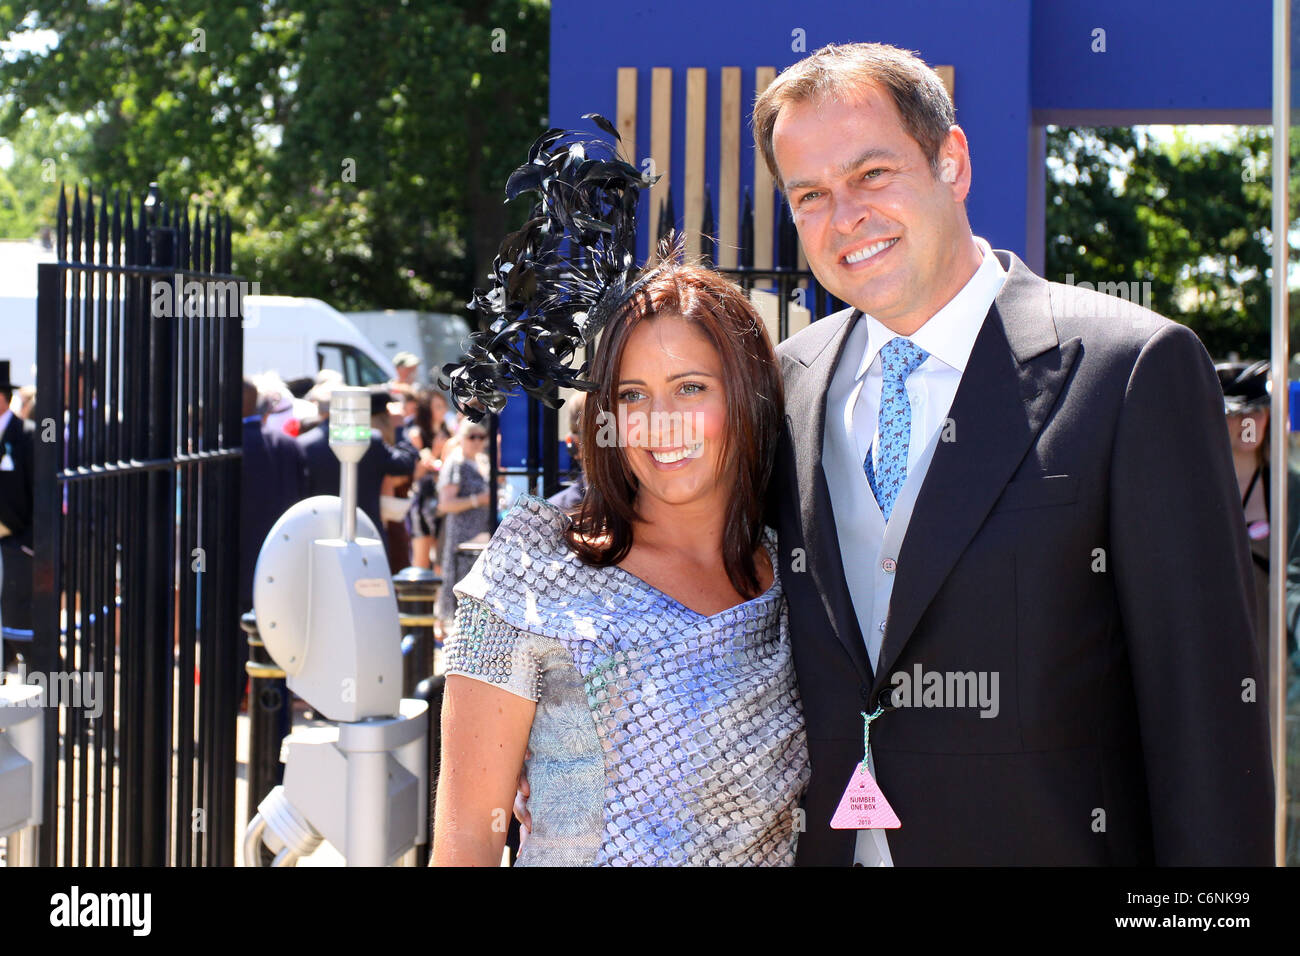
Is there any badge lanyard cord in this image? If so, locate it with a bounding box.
[859,705,883,773]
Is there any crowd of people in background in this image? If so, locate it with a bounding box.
[0,362,35,674]
[2,343,1297,709]
[1216,358,1300,691]
[232,346,1300,710]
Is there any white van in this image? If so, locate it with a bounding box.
[243,295,396,389]
[345,309,470,387]
[0,270,394,392]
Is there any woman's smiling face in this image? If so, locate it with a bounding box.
[614,314,729,510]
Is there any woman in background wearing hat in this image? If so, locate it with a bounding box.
[1218,359,1300,685]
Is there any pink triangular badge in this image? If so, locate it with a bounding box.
[830,765,900,829]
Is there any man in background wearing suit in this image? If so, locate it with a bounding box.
[239,378,306,616]
[238,378,305,717]
[758,43,1273,865]
[0,360,35,673]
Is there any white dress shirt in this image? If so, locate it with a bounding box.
[853,237,1008,481]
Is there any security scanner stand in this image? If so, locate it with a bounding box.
[243,387,429,866]
[0,675,43,867]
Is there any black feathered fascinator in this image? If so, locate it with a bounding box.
[439,113,666,421]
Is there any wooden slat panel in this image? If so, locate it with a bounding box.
[750,288,779,348]
[753,66,776,270]
[788,287,812,338]
[648,67,673,264]
[616,67,638,170]
[935,65,954,99]
[684,68,706,264]
[718,67,741,269]
[616,68,639,267]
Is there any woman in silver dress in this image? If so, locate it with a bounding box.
[431,257,808,866]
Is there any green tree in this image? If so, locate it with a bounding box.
[0,107,88,238]
[0,0,550,312]
[1045,125,1297,360]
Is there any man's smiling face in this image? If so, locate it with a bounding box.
[772,84,976,335]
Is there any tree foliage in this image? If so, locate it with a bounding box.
[1045,125,1296,360]
[1,4,1292,352]
[0,0,549,313]
[0,107,86,238]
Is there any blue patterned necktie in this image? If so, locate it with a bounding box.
[864,337,930,521]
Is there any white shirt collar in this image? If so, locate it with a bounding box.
[854,236,1007,381]
[0,408,12,437]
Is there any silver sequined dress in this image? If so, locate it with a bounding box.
[445,494,809,866]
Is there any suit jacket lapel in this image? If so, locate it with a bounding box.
[784,307,875,684]
[870,251,1082,696]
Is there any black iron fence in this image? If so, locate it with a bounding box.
[31,183,244,865]
[699,186,847,335]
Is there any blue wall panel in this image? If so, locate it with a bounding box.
[551,0,1034,260]
[1031,0,1271,112]
[550,0,1275,261]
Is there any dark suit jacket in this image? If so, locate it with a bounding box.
[770,250,1274,866]
[0,412,35,545]
[0,411,36,635]
[297,423,417,537]
[240,419,306,613]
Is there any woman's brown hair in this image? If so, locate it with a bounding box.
[563,249,784,600]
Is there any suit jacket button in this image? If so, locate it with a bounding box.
[877,688,897,712]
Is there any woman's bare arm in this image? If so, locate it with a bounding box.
[437,483,487,515]
[430,675,535,866]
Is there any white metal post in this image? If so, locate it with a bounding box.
[1270,0,1291,867]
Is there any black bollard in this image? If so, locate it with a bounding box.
[414,673,446,865]
[241,611,290,830]
[393,567,440,698]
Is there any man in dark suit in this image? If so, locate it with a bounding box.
[297,385,418,543]
[756,43,1273,865]
[0,360,36,671]
[239,378,306,616]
